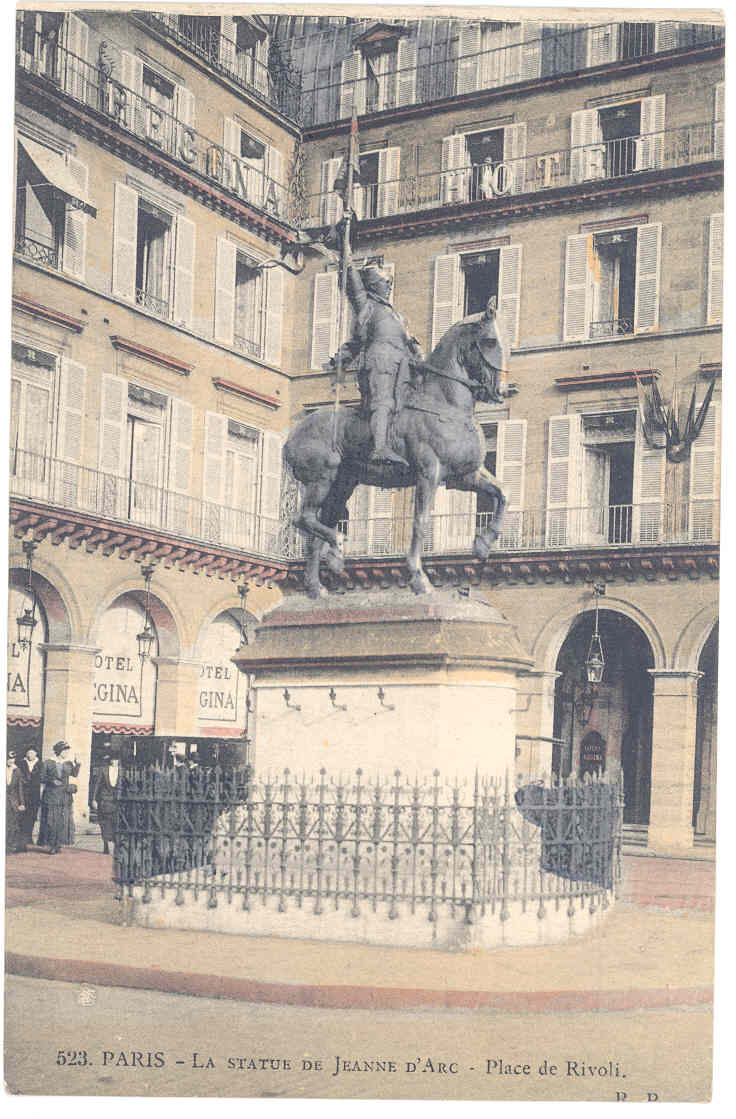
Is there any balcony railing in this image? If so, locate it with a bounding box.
[589,319,634,340]
[134,11,302,121]
[298,22,723,127]
[15,233,60,270]
[136,288,170,319]
[10,448,281,559]
[15,34,290,224]
[306,122,721,226]
[233,332,263,360]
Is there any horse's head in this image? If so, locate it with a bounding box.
[455,299,510,404]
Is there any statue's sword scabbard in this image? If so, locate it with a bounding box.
[332,102,358,450]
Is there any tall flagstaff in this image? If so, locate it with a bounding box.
[332,100,359,449]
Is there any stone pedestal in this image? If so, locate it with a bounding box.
[234,587,533,781]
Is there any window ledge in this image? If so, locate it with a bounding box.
[555,369,659,391]
[110,335,194,375]
[515,323,722,356]
[212,377,281,409]
[12,292,85,333]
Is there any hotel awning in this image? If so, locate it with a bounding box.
[18,136,97,217]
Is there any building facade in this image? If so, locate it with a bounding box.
[10,10,722,855]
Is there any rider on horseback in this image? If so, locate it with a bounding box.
[326,242,424,469]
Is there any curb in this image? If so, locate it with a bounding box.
[5,952,714,1013]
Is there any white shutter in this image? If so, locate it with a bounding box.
[480,23,507,88]
[654,23,679,52]
[570,108,603,184]
[112,182,138,301]
[545,414,581,546]
[563,233,592,342]
[224,116,240,156]
[168,398,192,495]
[62,156,88,279]
[98,374,128,520]
[689,403,719,541]
[707,213,724,324]
[57,358,86,508]
[496,418,527,547]
[714,82,724,159]
[264,264,284,366]
[340,52,365,118]
[377,146,400,216]
[203,411,227,504]
[396,36,417,107]
[63,13,88,101]
[457,23,481,94]
[633,414,666,543]
[520,22,542,81]
[498,244,522,348]
[503,123,527,194]
[503,23,523,83]
[634,222,662,333]
[347,484,371,553]
[320,157,343,225]
[214,235,237,345]
[266,145,284,216]
[432,484,474,552]
[441,134,469,204]
[120,50,143,132]
[636,95,665,171]
[259,430,283,553]
[255,36,270,95]
[174,84,195,127]
[431,253,462,348]
[587,24,619,67]
[220,15,236,72]
[173,214,195,326]
[311,271,339,369]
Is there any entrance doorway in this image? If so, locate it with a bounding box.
[553,609,654,827]
[693,624,718,842]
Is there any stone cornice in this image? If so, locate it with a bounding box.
[212,378,281,409]
[555,369,659,391]
[110,336,194,376]
[13,293,85,333]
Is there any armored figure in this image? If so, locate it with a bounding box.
[327,250,424,468]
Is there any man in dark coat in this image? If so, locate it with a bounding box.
[91,752,119,855]
[6,751,27,854]
[40,741,80,854]
[19,746,42,846]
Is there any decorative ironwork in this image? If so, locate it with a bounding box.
[113,766,623,922]
[589,318,634,339]
[136,288,170,318]
[15,234,59,270]
[233,332,263,359]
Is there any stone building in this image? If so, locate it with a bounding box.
[10,10,722,856]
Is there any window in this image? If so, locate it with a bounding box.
[177,14,220,62]
[570,95,665,184]
[17,11,64,81]
[354,151,379,218]
[339,36,417,117]
[203,413,282,553]
[462,251,500,316]
[563,223,661,342]
[431,246,522,349]
[126,386,167,524]
[10,348,54,495]
[321,147,400,223]
[15,137,91,276]
[441,124,526,203]
[141,65,175,149]
[223,119,284,214]
[213,236,283,365]
[135,200,173,317]
[234,254,264,357]
[580,412,636,544]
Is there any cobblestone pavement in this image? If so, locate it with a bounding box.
[4,975,713,1102]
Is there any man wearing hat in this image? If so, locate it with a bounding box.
[19,746,42,846]
[39,741,80,854]
[327,242,424,469]
[6,751,27,854]
[90,751,119,856]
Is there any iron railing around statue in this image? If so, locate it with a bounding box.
[113,766,623,924]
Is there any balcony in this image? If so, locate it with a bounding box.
[134,11,301,122]
[15,33,290,226]
[305,122,721,227]
[233,332,264,360]
[14,233,60,271]
[299,22,723,128]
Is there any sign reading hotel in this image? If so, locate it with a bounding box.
[93,601,156,726]
[197,615,245,736]
[7,587,45,720]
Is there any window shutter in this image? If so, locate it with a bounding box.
[545,414,581,546]
[120,50,143,131]
[634,222,662,333]
[480,23,507,87]
[224,116,239,156]
[220,15,236,72]
[63,13,88,100]
[255,36,270,96]
[503,123,527,194]
[496,418,527,547]
[707,213,723,324]
[433,485,475,552]
[714,82,724,159]
[62,156,88,279]
[112,182,138,301]
[396,36,417,107]
[214,235,237,345]
[441,134,469,204]
[266,145,284,216]
[320,157,344,225]
[636,94,665,171]
[654,23,679,52]
[174,84,195,127]
[377,146,400,216]
[173,214,195,326]
[689,402,719,541]
[503,23,523,83]
[340,52,365,118]
[57,358,86,508]
[563,233,592,342]
[431,253,462,348]
[570,108,603,183]
[167,398,193,495]
[264,264,284,366]
[633,414,666,543]
[520,22,542,80]
[457,23,481,94]
[498,244,522,348]
[587,24,619,66]
[203,411,227,505]
[259,430,283,553]
[311,271,339,369]
[98,374,128,519]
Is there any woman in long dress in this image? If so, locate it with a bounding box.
[91,753,119,855]
[40,741,80,853]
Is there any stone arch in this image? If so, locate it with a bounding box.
[672,604,719,674]
[8,550,78,645]
[89,578,182,660]
[192,594,258,662]
[532,593,666,675]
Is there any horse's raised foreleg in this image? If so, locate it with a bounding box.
[408,471,437,595]
[295,475,341,598]
[451,466,507,560]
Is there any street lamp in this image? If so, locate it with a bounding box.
[236,580,250,651]
[16,541,38,650]
[585,581,606,685]
[136,562,156,662]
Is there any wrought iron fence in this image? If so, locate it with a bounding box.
[305,121,720,226]
[113,765,623,922]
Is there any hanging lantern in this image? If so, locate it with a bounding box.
[137,562,156,662]
[585,581,606,685]
[236,580,250,650]
[16,541,38,650]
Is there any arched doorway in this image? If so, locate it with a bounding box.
[197,608,257,738]
[693,623,717,842]
[6,583,47,756]
[553,609,654,828]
